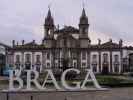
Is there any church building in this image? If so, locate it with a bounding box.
[6,8,133,74]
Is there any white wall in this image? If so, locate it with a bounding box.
[0,45,5,55]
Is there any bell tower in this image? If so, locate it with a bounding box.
[44,8,54,38]
[79,8,91,47]
[42,8,55,47]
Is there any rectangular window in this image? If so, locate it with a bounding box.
[36,55,41,63]
[114,64,119,72]
[73,62,77,67]
[103,53,108,62]
[92,54,97,62]
[55,51,59,59]
[55,62,58,67]
[72,52,77,59]
[82,62,86,68]
[16,55,20,62]
[47,53,50,60]
[26,54,31,62]
[47,62,50,68]
[114,55,119,62]
[82,52,86,60]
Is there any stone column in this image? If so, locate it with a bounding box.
[32,52,35,70]
[120,50,123,74]
[87,51,90,69]
[22,52,24,69]
[98,51,101,73]
[42,51,44,71]
[110,51,113,73]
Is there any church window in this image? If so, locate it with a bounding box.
[16,55,20,63]
[47,62,50,68]
[82,62,86,68]
[82,52,86,60]
[15,55,21,69]
[72,52,77,59]
[64,39,67,47]
[25,54,31,62]
[55,62,58,67]
[114,55,119,62]
[114,64,119,72]
[36,55,41,63]
[47,53,50,60]
[92,54,97,62]
[55,51,59,59]
[73,62,77,67]
[103,53,108,63]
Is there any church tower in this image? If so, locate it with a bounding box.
[42,8,55,47]
[79,8,91,48]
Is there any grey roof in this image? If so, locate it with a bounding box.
[55,26,79,33]
[0,42,11,48]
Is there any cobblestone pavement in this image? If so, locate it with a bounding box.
[0,87,133,100]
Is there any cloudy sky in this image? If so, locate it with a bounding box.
[0,0,133,46]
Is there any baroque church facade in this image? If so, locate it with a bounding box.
[6,8,133,74]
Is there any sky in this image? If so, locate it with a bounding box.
[0,0,133,46]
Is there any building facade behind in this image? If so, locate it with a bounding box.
[6,8,133,74]
[0,43,10,75]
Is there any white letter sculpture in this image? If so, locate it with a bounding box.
[81,69,101,90]
[7,68,103,91]
[9,70,23,91]
[42,69,61,90]
[61,68,81,90]
[26,70,42,90]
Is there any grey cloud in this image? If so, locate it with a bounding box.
[0,0,133,45]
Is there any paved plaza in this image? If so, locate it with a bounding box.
[0,87,133,100]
